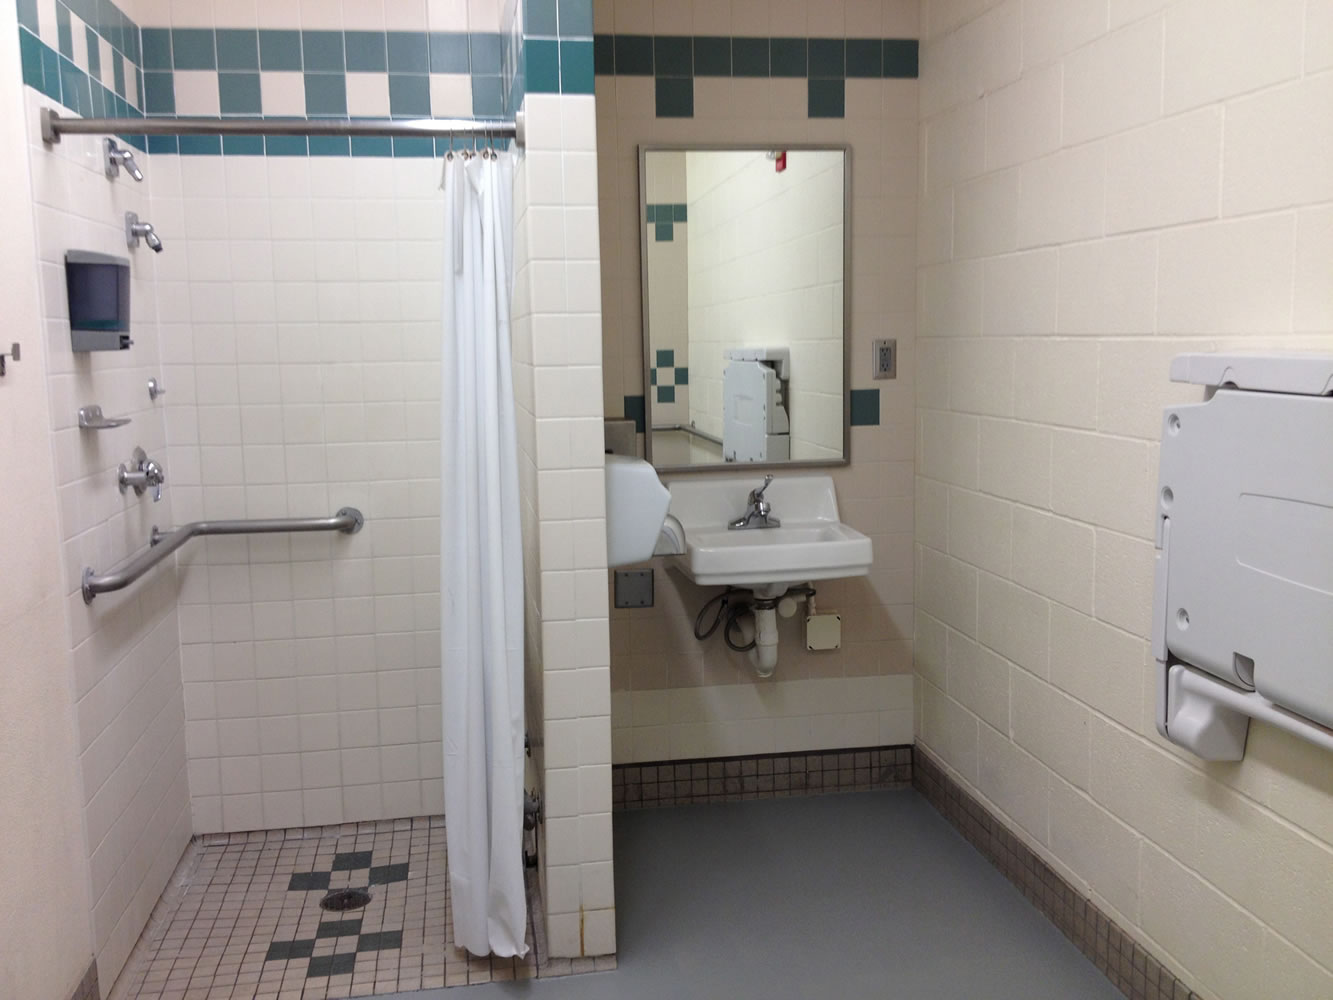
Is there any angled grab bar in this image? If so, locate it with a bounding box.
[81,507,364,603]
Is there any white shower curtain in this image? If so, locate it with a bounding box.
[440,151,527,958]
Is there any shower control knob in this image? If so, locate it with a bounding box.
[119,447,166,501]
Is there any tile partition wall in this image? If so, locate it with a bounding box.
[21,80,194,996]
[594,0,921,765]
[914,1,1333,997]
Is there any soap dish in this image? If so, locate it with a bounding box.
[78,405,131,430]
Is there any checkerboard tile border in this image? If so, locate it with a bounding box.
[913,748,1204,1000]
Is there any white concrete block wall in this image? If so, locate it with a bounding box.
[21,89,193,991]
[915,1,1333,997]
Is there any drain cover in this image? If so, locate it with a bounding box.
[319,887,372,912]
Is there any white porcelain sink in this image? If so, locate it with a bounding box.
[664,474,873,589]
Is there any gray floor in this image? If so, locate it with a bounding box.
[388,790,1121,999]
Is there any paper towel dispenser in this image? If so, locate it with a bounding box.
[1154,353,1333,760]
[65,250,132,351]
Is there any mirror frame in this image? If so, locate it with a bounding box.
[638,143,853,474]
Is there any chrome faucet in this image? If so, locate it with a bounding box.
[125,212,163,252]
[119,447,165,502]
[104,139,144,181]
[729,475,781,530]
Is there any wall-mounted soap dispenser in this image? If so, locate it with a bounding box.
[65,250,132,351]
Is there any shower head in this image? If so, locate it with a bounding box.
[125,212,164,253]
[105,139,144,182]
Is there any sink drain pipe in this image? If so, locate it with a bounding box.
[748,598,781,677]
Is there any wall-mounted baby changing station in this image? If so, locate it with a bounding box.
[1154,353,1333,760]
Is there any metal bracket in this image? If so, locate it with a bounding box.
[0,342,19,376]
[40,107,60,144]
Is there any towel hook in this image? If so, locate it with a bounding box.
[0,342,19,377]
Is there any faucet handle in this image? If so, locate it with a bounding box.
[751,474,774,502]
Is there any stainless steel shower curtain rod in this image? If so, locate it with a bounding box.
[40,108,524,148]
[81,508,365,603]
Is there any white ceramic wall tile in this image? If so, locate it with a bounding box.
[917,1,1333,995]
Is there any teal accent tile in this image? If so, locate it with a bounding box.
[388,73,429,115]
[218,72,261,114]
[645,204,655,222]
[656,349,674,368]
[85,26,100,76]
[216,29,259,70]
[221,134,264,154]
[302,30,344,71]
[649,368,656,386]
[624,395,645,433]
[559,39,594,93]
[142,70,175,113]
[429,32,469,72]
[265,134,308,155]
[40,45,61,101]
[179,133,221,155]
[613,35,653,75]
[172,28,216,69]
[309,135,350,155]
[392,136,435,156]
[693,36,730,76]
[655,76,692,117]
[146,134,178,153]
[304,72,347,115]
[731,36,768,76]
[557,0,593,38]
[655,220,673,240]
[845,38,880,77]
[883,39,918,78]
[470,33,502,72]
[808,38,844,77]
[113,53,126,94]
[770,37,806,77]
[387,31,429,72]
[56,4,71,58]
[17,0,38,32]
[19,29,45,90]
[850,388,879,426]
[351,135,393,156]
[345,31,386,71]
[657,385,675,404]
[525,38,559,93]
[653,35,691,76]
[471,75,503,115]
[259,30,302,70]
[593,35,614,74]
[525,0,557,36]
[675,367,688,385]
[671,203,687,222]
[808,77,844,118]
[141,26,171,68]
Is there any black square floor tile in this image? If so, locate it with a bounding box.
[332,850,374,870]
[315,918,363,938]
[265,939,315,962]
[307,952,357,978]
[369,862,410,885]
[357,930,404,952]
[288,871,331,891]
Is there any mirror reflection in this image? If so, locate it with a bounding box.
[640,147,849,470]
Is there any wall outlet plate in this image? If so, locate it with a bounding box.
[872,338,897,380]
[614,569,654,608]
[806,612,842,651]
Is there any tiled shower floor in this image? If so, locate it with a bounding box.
[117,817,604,1000]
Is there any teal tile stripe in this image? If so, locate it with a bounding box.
[592,34,919,80]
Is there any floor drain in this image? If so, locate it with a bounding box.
[319,887,372,912]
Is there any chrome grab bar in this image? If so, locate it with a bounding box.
[81,507,364,604]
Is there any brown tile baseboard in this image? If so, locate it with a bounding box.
[913,747,1201,1000]
[613,745,913,810]
[68,958,98,1000]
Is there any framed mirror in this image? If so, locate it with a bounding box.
[639,144,850,472]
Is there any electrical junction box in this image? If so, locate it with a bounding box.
[806,612,842,651]
[614,569,654,608]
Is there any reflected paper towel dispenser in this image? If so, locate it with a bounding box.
[1154,353,1333,761]
[65,251,132,351]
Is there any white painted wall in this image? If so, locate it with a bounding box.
[915,1,1333,997]
[0,24,98,1000]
